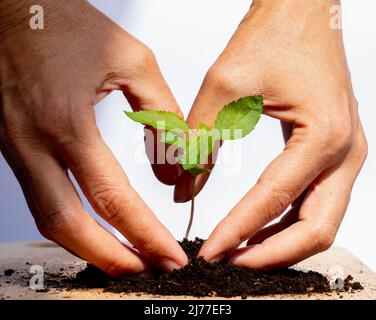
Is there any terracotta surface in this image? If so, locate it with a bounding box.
[0,241,375,300]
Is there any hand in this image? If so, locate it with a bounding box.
[0,0,187,275]
[175,0,367,269]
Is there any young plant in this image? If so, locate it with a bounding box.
[124,96,263,239]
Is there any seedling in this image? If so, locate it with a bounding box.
[124,96,263,239]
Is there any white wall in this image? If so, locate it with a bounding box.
[1,0,375,270]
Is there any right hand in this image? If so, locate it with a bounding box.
[173,0,367,269]
[0,0,187,276]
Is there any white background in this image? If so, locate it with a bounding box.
[0,0,375,270]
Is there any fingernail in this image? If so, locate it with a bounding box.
[158,258,183,272]
[208,253,226,263]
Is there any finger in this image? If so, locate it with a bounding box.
[245,123,303,245]
[58,112,188,272]
[246,205,300,246]
[228,130,367,269]
[120,47,182,115]
[119,46,184,185]
[0,139,151,277]
[198,123,348,262]
[0,132,48,236]
[144,126,183,186]
[228,168,351,269]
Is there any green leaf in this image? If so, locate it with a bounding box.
[123,96,263,180]
[214,96,263,140]
[198,123,211,131]
[181,135,200,171]
[197,126,214,164]
[124,110,189,133]
[180,129,215,171]
[160,130,185,147]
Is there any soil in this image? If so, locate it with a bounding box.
[4,269,15,277]
[70,238,363,298]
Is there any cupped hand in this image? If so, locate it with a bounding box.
[0,0,187,275]
[175,0,367,269]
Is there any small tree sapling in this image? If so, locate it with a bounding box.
[124,96,263,239]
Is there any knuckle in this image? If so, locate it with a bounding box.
[311,223,337,252]
[311,116,353,156]
[355,130,368,163]
[132,44,157,72]
[101,257,141,277]
[204,63,239,96]
[330,125,352,153]
[90,186,125,225]
[134,233,157,253]
[35,221,52,240]
[101,260,125,277]
[1,118,28,149]
[269,189,294,218]
[37,207,73,239]
[258,180,295,221]
[229,217,249,244]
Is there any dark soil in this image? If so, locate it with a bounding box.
[72,238,363,298]
[4,269,15,276]
[344,275,363,291]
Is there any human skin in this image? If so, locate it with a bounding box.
[174,0,368,269]
[0,0,188,276]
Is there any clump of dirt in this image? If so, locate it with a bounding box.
[71,238,363,298]
[344,275,363,291]
[4,269,15,277]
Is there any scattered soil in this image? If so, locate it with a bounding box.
[344,275,363,291]
[71,238,363,298]
[4,269,15,277]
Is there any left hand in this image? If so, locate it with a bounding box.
[0,0,187,275]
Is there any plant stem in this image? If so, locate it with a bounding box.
[184,176,196,240]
